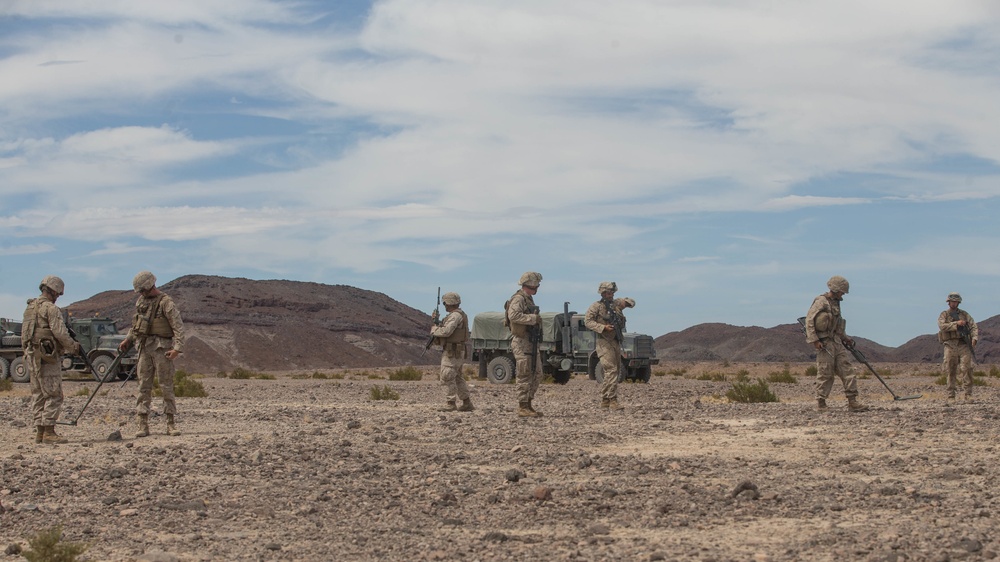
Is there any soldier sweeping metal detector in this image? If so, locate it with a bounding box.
[797,317,920,401]
[55,350,128,426]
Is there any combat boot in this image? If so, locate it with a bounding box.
[41,426,67,444]
[607,398,624,411]
[34,425,44,444]
[136,414,150,438]
[527,399,543,417]
[847,398,869,412]
[166,414,180,435]
[458,399,474,412]
[518,402,538,418]
[817,398,828,410]
[438,401,457,412]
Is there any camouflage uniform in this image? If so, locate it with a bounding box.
[804,276,866,410]
[506,272,542,416]
[22,287,76,433]
[938,293,979,398]
[124,272,184,435]
[585,282,624,408]
[430,292,472,410]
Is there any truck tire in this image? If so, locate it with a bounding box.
[90,355,116,382]
[10,356,29,383]
[594,359,625,384]
[552,369,571,385]
[637,366,652,383]
[0,356,9,379]
[486,356,515,385]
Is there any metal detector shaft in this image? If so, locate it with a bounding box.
[847,346,921,401]
[56,352,127,426]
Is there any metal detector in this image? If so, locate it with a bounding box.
[796,317,921,401]
[55,351,127,426]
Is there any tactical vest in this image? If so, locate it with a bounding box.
[504,292,533,338]
[436,310,468,357]
[813,296,844,340]
[132,294,174,339]
[22,298,59,363]
[939,309,968,343]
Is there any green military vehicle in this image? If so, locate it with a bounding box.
[471,303,659,385]
[0,316,136,383]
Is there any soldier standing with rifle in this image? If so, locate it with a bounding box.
[804,275,869,412]
[938,292,979,399]
[505,271,543,418]
[429,292,474,412]
[119,271,185,437]
[586,282,625,410]
[22,275,81,444]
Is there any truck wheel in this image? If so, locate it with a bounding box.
[638,366,651,383]
[594,360,626,384]
[0,357,9,379]
[90,355,115,382]
[552,370,571,385]
[486,356,515,385]
[10,356,29,383]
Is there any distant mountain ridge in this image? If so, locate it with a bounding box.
[65,275,997,372]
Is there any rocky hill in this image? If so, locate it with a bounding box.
[65,275,997,372]
[655,316,999,364]
[66,275,435,373]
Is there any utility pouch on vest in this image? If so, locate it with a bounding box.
[38,337,59,364]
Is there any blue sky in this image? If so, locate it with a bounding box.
[1,0,998,348]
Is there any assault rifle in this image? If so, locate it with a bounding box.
[528,306,541,374]
[605,300,624,343]
[420,287,442,357]
[951,309,977,363]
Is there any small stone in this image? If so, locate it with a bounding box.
[532,486,553,501]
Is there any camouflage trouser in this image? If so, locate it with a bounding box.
[511,336,541,403]
[439,353,469,403]
[135,344,176,416]
[27,350,63,426]
[942,340,974,395]
[596,338,622,401]
[814,340,858,400]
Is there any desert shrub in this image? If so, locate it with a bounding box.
[973,369,987,379]
[388,366,423,381]
[733,369,750,382]
[666,367,688,377]
[766,364,798,384]
[73,387,90,397]
[154,370,207,398]
[22,525,87,562]
[225,367,273,380]
[804,365,817,377]
[0,378,12,392]
[726,379,779,403]
[370,385,400,400]
[696,372,727,382]
[652,370,667,378]
[366,373,381,379]
[934,373,987,386]
[721,359,731,368]
[989,366,1000,378]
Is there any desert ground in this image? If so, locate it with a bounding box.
[1,361,998,561]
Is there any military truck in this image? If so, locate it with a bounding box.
[471,303,659,385]
[0,316,136,383]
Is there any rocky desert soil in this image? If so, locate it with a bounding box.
[1,361,998,562]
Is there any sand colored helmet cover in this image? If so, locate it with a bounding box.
[442,292,461,305]
[621,297,635,308]
[947,292,962,303]
[826,275,849,294]
[518,271,542,287]
[133,270,157,293]
[40,275,65,296]
[598,281,618,294]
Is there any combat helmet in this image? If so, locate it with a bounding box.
[518,271,542,287]
[598,281,618,294]
[947,292,962,303]
[826,275,850,294]
[620,297,635,308]
[39,275,65,296]
[133,271,157,293]
[442,292,461,305]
